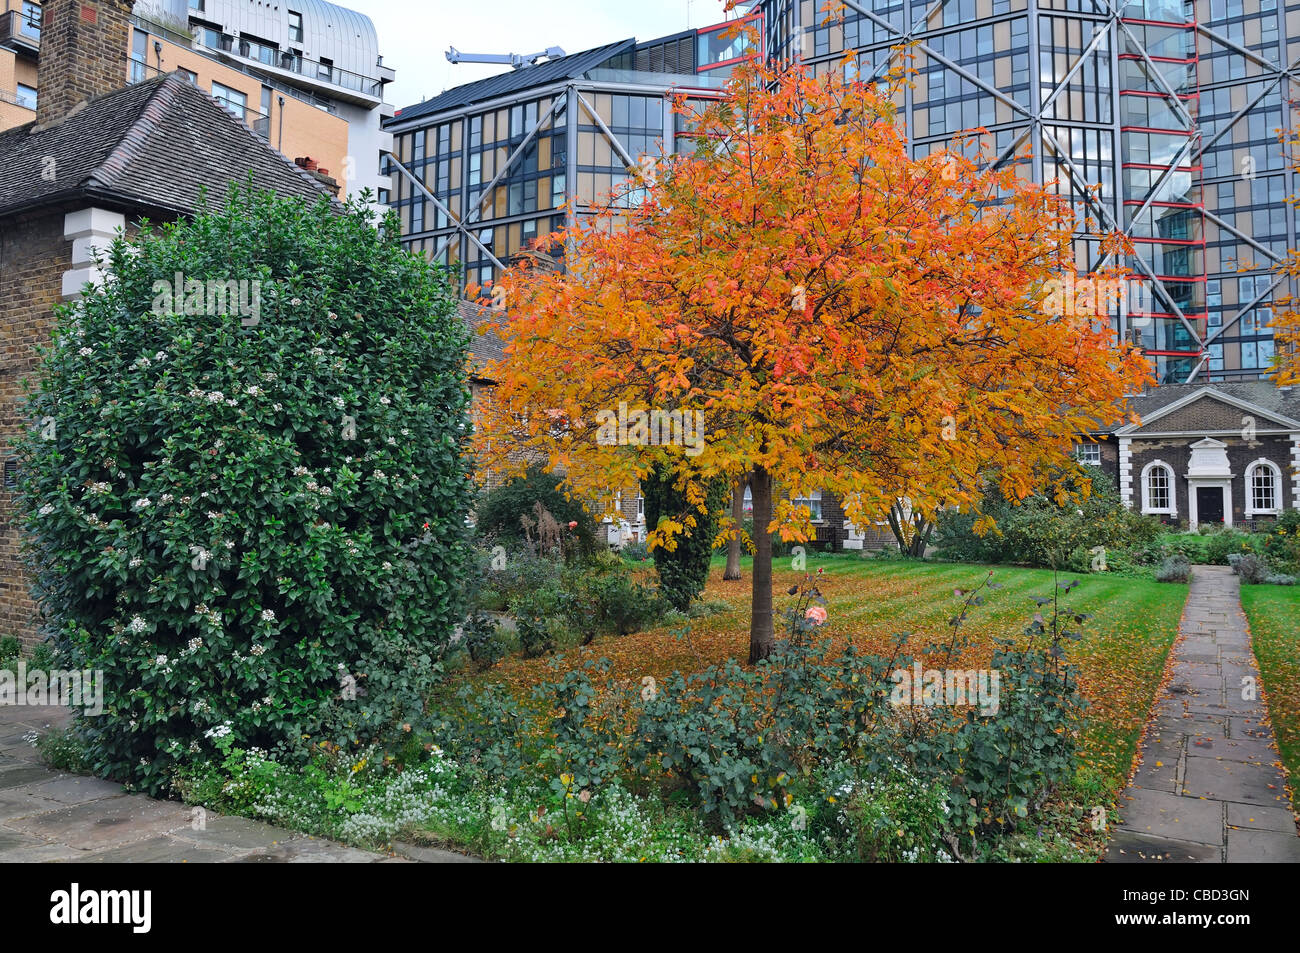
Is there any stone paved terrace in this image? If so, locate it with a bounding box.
[1106,565,1300,863]
[0,705,455,863]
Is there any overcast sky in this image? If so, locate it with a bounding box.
[344,0,738,110]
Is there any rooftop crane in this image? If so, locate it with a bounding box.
[445,46,567,69]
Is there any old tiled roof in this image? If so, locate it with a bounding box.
[1096,381,1300,433]
[458,299,505,380]
[389,39,634,125]
[0,72,336,221]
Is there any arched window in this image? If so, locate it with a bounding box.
[1141,461,1175,515]
[1245,460,1282,517]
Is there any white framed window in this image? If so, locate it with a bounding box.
[793,489,823,521]
[1075,442,1102,466]
[1141,460,1175,515]
[1245,459,1282,516]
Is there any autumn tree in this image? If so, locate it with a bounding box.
[475,37,1150,662]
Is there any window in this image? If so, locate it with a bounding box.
[1246,461,1281,515]
[317,57,334,83]
[794,489,824,521]
[1142,461,1175,514]
[20,1,40,39]
[192,22,222,49]
[288,11,304,43]
[1075,442,1102,466]
[188,0,205,10]
[178,68,198,86]
[15,83,36,110]
[130,28,150,83]
[211,82,247,122]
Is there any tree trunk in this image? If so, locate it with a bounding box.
[724,475,746,581]
[748,465,775,664]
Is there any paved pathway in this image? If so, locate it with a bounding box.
[0,705,397,863]
[1106,565,1300,863]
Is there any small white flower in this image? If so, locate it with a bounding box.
[250,643,267,656]
[133,498,151,510]
[159,493,174,504]
[272,402,283,412]
[310,347,325,358]
[206,391,224,403]
[245,385,262,397]
[129,556,143,568]
[290,298,302,306]
[379,396,391,406]
[260,609,275,622]
[38,503,55,516]
[154,351,168,362]
[332,396,345,409]
[78,347,93,357]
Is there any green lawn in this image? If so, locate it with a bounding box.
[1240,584,1300,783]
[492,553,1189,794]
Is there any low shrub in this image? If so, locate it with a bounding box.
[1154,555,1191,583]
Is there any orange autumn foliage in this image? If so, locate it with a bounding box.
[473,41,1153,660]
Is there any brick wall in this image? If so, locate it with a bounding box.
[35,0,132,127]
[1128,434,1295,527]
[0,210,69,645]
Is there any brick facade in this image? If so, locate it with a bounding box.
[0,210,68,644]
[34,0,132,127]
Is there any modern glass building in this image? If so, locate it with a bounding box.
[382,11,759,292]
[763,0,1296,383]
[387,1,1294,384]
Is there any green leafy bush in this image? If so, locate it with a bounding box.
[0,636,19,668]
[17,186,474,794]
[476,466,597,555]
[934,465,1160,568]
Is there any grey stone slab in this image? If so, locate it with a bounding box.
[1106,830,1223,863]
[1226,829,1300,863]
[1182,756,1289,808]
[1188,735,1279,764]
[23,774,124,805]
[0,789,63,821]
[230,836,381,863]
[1116,788,1224,846]
[1130,739,1184,794]
[80,835,237,864]
[0,842,88,863]
[0,827,44,850]
[6,795,190,851]
[0,765,58,789]
[1226,802,1299,833]
[169,814,303,852]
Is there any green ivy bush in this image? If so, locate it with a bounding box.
[17,186,474,794]
[642,465,727,612]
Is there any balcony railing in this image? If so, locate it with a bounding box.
[0,9,41,51]
[210,31,384,98]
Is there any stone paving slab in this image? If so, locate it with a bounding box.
[0,704,394,864]
[1106,566,1299,863]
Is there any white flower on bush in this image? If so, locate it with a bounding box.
[78,347,93,357]
[86,482,110,495]
[379,396,391,406]
[127,616,148,634]
[38,503,55,517]
[250,643,267,656]
[204,723,233,741]
[133,498,151,510]
[310,347,325,358]
[272,402,283,412]
[372,470,387,481]
[260,609,276,623]
[159,493,173,504]
[187,637,203,652]
[154,351,168,362]
[129,556,143,568]
[206,391,224,403]
[245,385,262,397]
[332,396,345,409]
[154,654,169,666]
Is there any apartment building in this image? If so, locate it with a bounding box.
[765,0,1296,386]
[0,0,395,199]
